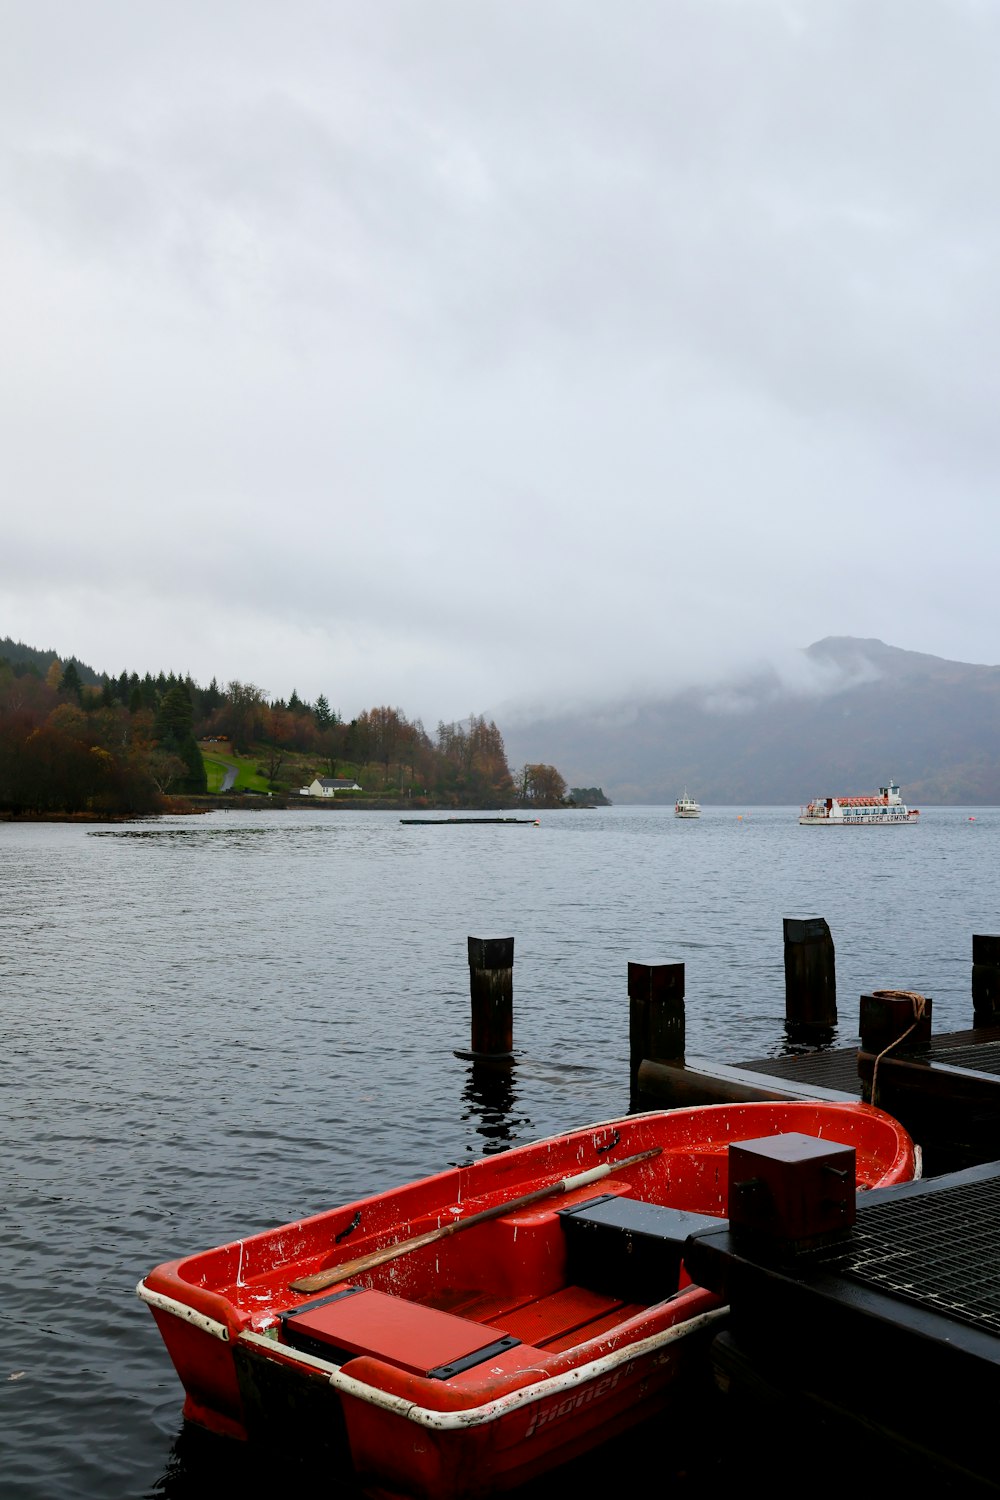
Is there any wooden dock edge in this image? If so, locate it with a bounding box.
[637,1056,859,1107]
[857,1049,1000,1100]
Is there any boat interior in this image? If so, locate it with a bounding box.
[156,1109,911,1398]
[175,1165,724,1390]
[273,1180,719,1386]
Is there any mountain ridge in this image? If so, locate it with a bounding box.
[502,638,1000,805]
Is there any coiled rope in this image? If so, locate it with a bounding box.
[868,990,927,1109]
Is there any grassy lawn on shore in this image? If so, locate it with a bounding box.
[200,746,273,795]
[194,742,516,807]
[198,743,364,798]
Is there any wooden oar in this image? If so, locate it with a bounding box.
[288,1146,662,1295]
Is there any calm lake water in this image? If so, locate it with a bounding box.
[2,803,997,1498]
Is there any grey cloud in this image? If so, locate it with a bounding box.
[3,2,1000,723]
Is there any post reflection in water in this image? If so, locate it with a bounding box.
[460,1059,534,1155]
[779,1022,839,1056]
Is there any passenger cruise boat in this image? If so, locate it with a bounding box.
[799,779,920,826]
[674,791,701,819]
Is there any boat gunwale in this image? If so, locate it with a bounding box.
[141,1102,915,1324]
[234,1300,731,1430]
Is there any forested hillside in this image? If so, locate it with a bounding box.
[0,637,102,684]
[0,648,568,817]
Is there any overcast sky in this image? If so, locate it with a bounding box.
[2,1,998,727]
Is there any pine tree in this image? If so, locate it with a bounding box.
[59,661,83,701]
[155,682,194,741]
[153,681,206,793]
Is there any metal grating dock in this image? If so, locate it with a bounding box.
[735,1023,1000,1095]
[921,1040,1000,1077]
[842,1173,1000,1337]
[736,1049,864,1094]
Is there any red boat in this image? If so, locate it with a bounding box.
[138,1101,916,1498]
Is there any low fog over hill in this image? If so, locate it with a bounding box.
[502,638,1000,805]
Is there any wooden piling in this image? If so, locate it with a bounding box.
[858,988,933,1114]
[972,935,1000,1024]
[467,936,514,1058]
[859,990,933,1054]
[783,917,836,1027]
[628,962,685,1094]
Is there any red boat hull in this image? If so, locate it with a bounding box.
[139,1101,916,1497]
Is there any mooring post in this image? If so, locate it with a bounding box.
[628,962,685,1092]
[783,917,837,1027]
[857,989,933,1109]
[972,935,1000,1024]
[859,990,933,1053]
[467,936,514,1058]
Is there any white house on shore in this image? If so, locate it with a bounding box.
[300,777,362,797]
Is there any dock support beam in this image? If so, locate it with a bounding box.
[783,917,837,1028]
[629,962,685,1096]
[467,936,514,1059]
[972,935,1000,1024]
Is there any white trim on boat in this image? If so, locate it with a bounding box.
[136,1280,231,1342]
[237,1304,730,1432]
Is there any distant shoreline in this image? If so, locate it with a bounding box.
[0,795,572,821]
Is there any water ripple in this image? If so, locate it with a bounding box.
[1,804,995,1495]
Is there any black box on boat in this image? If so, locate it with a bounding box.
[728,1132,856,1255]
[558,1194,719,1305]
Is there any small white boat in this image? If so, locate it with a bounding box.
[674,791,701,819]
[799,779,920,826]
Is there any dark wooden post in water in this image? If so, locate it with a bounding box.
[859,990,933,1054]
[629,962,685,1095]
[972,935,1000,1024]
[858,989,933,1111]
[783,917,836,1027]
[467,936,514,1059]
